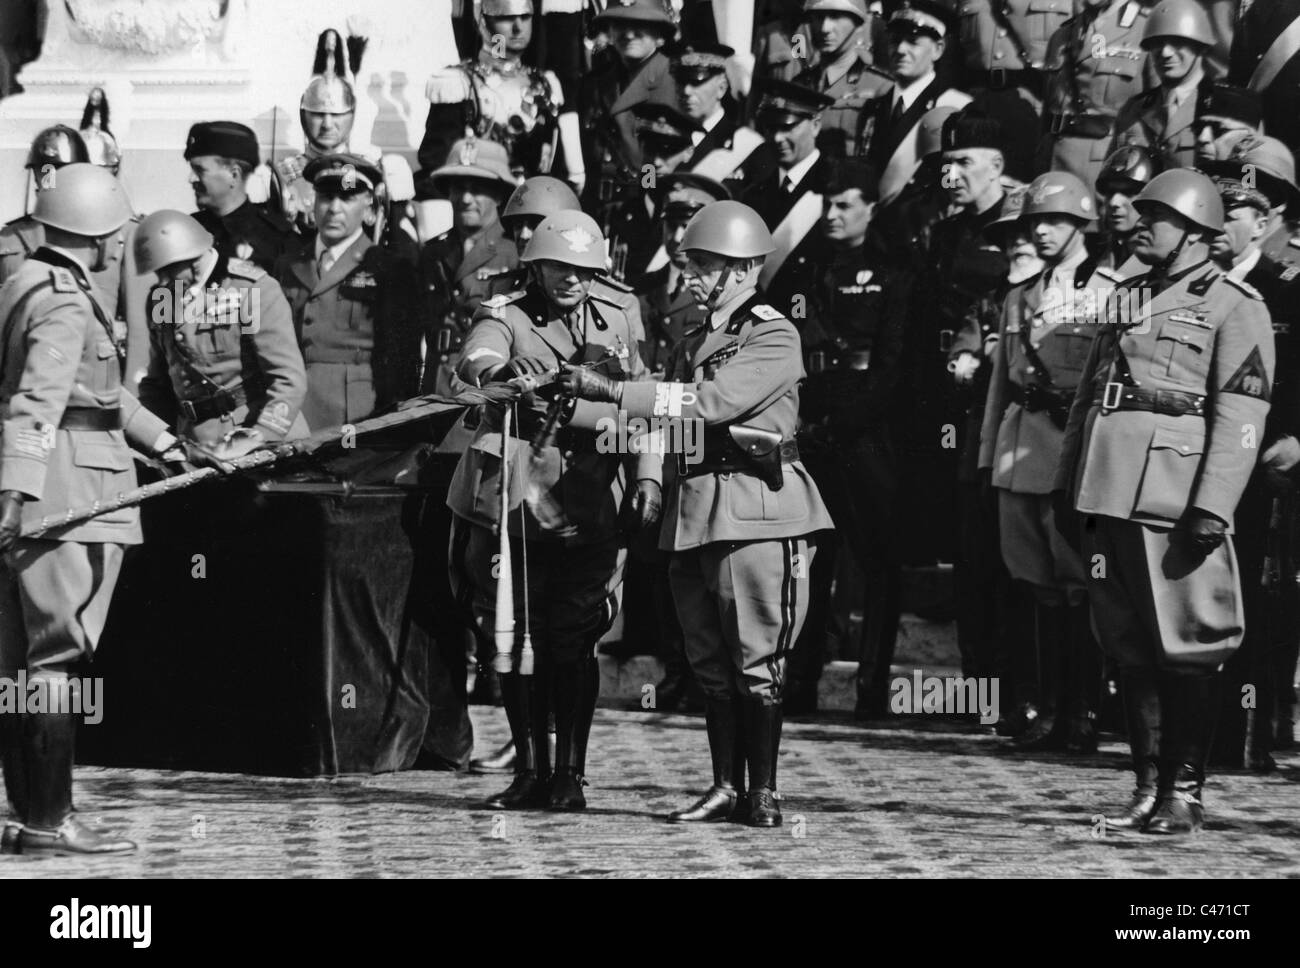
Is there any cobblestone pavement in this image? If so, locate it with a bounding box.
[3,708,1299,878]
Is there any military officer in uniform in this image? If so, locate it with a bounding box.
[980,171,1101,752]
[419,137,521,398]
[450,210,657,812]
[794,0,893,159]
[0,166,218,856]
[1108,0,1214,172]
[0,127,90,284]
[672,44,774,196]
[784,160,908,718]
[1055,169,1275,834]
[186,122,298,272]
[133,210,308,450]
[562,200,834,828]
[1097,144,1160,272]
[275,155,423,431]
[1204,145,1300,771]
[1038,0,1154,191]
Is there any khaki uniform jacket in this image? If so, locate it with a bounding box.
[276,235,424,431]
[447,285,657,544]
[0,249,169,543]
[1108,82,1200,172]
[794,49,892,159]
[139,253,307,444]
[1055,260,1276,528]
[952,0,1072,72]
[980,257,1101,494]
[619,292,834,551]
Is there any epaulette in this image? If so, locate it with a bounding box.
[479,291,526,319]
[749,304,786,322]
[594,274,634,294]
[1223,274,1263,300]
[226,258,266,281]
[50,267,79,293]
[1094,266,1125,282]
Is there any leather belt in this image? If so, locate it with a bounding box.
[181,384,246,424]
[1044,113,1112,139]
[307,348,373,364]
[679,438,800,479]
[1094,382,1205,417]
[981,68,1040,93]
[1007,383,1074,413]
[59,407,122,430]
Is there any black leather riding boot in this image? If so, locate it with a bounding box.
[549,655,599,811]
[1,712,28,853]
[1064,603,1100,753]
[742,697,783,828]
[1016,603,1068,750]
[1105,671,1161,831]
[1146,674,1218,835]
[484,672,544,809]
[668,697,739,823]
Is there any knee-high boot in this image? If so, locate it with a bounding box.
[483,672,546,809]
[742,696,783,828]
[1065,603,1101,753]
[549,654,599,811]
[668,696,739,822]
[1104,671,1161,831]
[1016,603,1068,750]
[1,712,28,853]
[1146,673,1218,835]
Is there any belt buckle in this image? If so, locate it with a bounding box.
[809,350,826,374]
[938,329,954,353]
[180,400,198,422]
[436,327,454,353]
[1048,114,1067,135]
[1101,381,1124,412]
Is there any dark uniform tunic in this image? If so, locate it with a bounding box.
[193,199,298,274]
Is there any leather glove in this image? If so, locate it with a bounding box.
[0,491,25,555]
[949,351,979,387]
[1185,508,1227,554]
[1052,488,1083,556]
[173,438,238,475]
[630,479,662,532]
[500,356,553,380]
[559,363,623,404]
[215,427,266,463]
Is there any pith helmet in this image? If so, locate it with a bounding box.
[1022,171,1097,222]
[134,210,216,272]
[1132,168,1224,232]
[31,163,132,237]
[679,201,776,260]
[1141,0,1214,49]
[520,210,607,270]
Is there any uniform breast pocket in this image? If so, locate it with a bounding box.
[1026,0,1069,43]
[1133,424,1203,522]
[84,338,119,394]
[1154,320,1212,387]
[1047,328,1095,373]
[958,4,980,49]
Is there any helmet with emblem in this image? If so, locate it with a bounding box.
[521,210,607,270]
[31,163,132,238]
[134,210,215,273]
[1132,168,1224,233]
[502,175,581,228]
[679,201,776,260]
[26,125,90,172]
[986,186,1029,238]
[1021,171,1097,222]
[1141,0,1214,49]
[300,27,360,145]
[1096,145,1159,197]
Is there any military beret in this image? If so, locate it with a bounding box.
[755,78,835,126]
[1196,82,1262,128]
[184,121,260,168]
[941,110,1003,153]
[303,152,383,193]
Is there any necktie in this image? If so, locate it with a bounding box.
[890,97,904,128]
[318,250,335,277]
[782,175,795,194]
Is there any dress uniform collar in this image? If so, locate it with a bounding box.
[30,244,91,283]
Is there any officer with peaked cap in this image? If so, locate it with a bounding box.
[449,210,657,813]
[1108,0,1215,171]
[1038,0,1156,192]
[562,200,834,828]
[0,165,223,857]
[981,171,1102,754]
[273,154,423,432]
[186,121,297,272]
[671,44,774,195]
[1055,168,1275,835]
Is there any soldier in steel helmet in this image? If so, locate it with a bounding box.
[1096,144,1161,273]
[561,200,834,828]
[0,166,225,857]
[1203,140,1300,770]
[448,210,658,813]
[1,127,90,284]
[1108,0,1216,171]
[134,209,308,455]
[1054,168,1276,835]
[980,171,1103,753]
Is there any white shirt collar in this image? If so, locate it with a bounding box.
[895,70,936,114]
[780,148,821,190]
[1229,246,1262,280]
[315,228,364,267]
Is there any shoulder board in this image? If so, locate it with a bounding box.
[1094,266,1124,282]
[750,304,786,322]
[594,274,634,294]
[479,291,526,318]
[50,267,79,294]
[1223,275,1263,300]
[226,258,266,281]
